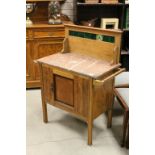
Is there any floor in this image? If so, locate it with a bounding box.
[26,89,129,155]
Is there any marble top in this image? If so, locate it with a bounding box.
[37,52,121,79]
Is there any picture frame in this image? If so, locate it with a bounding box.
[101,18,119,29]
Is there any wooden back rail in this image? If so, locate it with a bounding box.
[61,24,122,65]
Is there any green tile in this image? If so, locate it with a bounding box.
[78,32,84,38]
[102,35,115,43]
[69,30,114,43]
[84,32,92,39]
[96,34,103,41]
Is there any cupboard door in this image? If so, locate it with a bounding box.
[52,71,90,117]
[26,40,34,81]
[34,39,63,80]
[54,75,74,107]
[41,65,90,117]
[52,72,76,112]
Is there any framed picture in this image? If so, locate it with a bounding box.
[101,18,119,29]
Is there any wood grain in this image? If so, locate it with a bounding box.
[37,24,123,145]
[74,76,90,118]
[54,75,74,107]
[37,52,121,79]
[26,26,65,88]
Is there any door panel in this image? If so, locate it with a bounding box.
[54,75,74,107]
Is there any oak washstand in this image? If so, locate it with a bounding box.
[36,24,124,145]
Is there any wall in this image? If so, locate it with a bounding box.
[61,0,76,22]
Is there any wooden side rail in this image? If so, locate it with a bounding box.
[93,68,125,86]
[61,38,69,53]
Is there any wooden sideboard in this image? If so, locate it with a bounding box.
[26,24,65,88]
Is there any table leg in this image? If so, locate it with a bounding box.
[41,87,48,123]
[107,95,114,128]
[42,100,48,123]
[107,109,113,128]
[121,110,129,147]
[88,121,93,145]
[39,64,48,123]
[88,79,93,145]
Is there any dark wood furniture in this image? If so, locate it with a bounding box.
[26,1,71,88]
[75,0,129,70]
[36,24,125,145]
[108,87,129,147]
[26,24,65,88]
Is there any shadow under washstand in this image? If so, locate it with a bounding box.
[48,113,105,140]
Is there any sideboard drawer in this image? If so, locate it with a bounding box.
[34,29,65,38]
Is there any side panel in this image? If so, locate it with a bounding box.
[93,79,114,119]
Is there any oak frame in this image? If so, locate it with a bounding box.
[37,24,123,145]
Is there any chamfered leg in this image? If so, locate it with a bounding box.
[41,98,48,123]
[107,93,114,128]
[39,63,48,123]
[121,110,129,147]
[88,120,93,145]
[107,108,113,128]
[87,79,93,145]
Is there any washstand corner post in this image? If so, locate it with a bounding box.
[38,62,48,123]
[87,78,94,145]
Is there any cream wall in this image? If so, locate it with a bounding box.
[61,0,76,22]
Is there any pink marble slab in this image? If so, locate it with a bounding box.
[37,52,121,79]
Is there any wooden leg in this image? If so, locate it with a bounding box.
[88,121,93,145]
[87,79,93,145]
[42,101,48,123]
[107,109,113,128]
[107,95,114,128]
[41,86,48,123]
[39,63,48,123]
[125,122,129,149]
[121,111,129,147]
